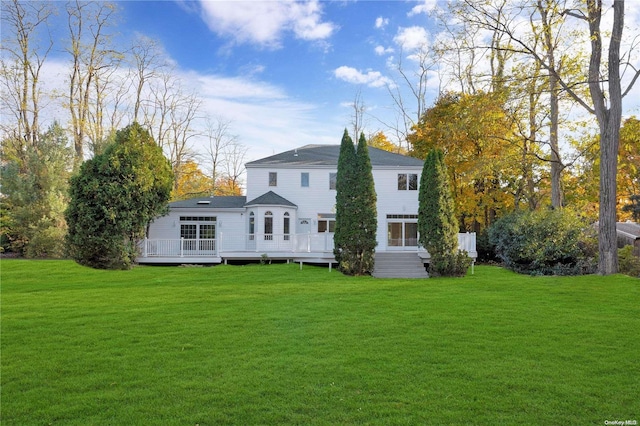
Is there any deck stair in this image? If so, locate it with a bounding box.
[373,252,429,278]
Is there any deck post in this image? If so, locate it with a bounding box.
[143,238,148,258]
[180,237,184,257]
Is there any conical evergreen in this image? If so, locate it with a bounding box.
[418,148,469,276]
[333,129,357,271]
[354,132,377,274]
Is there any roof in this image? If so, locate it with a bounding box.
[617,222,640,239]
[245,144,424,168]
[244,191,297,207]
[169,196,247,209]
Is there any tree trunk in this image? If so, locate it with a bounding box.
[587,0,624,275]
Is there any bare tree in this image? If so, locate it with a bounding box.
[143,70,202,191]
[203,115,237,195]
[349,88,367,140]
[385,44,435,150]
[0,0,54,159]
[66,0,120,166]
[128,34,166,123]
[222,140,248,195]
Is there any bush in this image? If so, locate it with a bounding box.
[429,250,472,277]
[618,245,640,278]
[489,209,597,276]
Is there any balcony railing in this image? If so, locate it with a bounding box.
[138,232,477,259]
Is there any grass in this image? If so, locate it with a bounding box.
[1,260,639,425]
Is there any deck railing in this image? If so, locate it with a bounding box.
[138,232,477,258]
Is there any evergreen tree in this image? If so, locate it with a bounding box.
[418,148,470,276]
[65,123,173,269]
[0,122,73,257]
[333,129,358,273]
[353,132,377,275]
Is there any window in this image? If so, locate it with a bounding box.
[301,172,309,187]
[318,213,336,233]
[329,172,337,190]
[283,212,290,240]
[249,212,255,240]
[180,224,197,240]
[269,172,277,187]
[264,211,273,240]
[398,173,418,190]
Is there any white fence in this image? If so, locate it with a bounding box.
[138,232,476,258]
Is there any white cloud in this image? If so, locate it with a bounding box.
[374,45,394,56]
[334,66,392,88]
[375,16,389,29]
[393,26,429,51]
[198,0,336,48]
[408,0,438,17]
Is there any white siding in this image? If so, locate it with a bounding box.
[246,165,423,251]
[246,167,338,227]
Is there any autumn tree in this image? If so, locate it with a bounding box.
[455,0,639,274]
[172,160,212,201]
[408,91,517,232]
[65,123,173,269]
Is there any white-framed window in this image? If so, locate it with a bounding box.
[249,212,255,240]
[329,172,337,190]
[269,172,277,187]
[264,211,273,240]
[398,173,418,190]
[301,172,309,187]
[284,212,290,240]
[318,213,336,232]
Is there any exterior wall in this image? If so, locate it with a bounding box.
[246,165,424,251]
[372,167,423,251]
[147,209,244,240]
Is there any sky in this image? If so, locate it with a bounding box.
[113,0,445,162]
[6,0,640,169]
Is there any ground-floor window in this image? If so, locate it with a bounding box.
[387,214,418,247]
[179,217,216,251]
[318,213,335,233]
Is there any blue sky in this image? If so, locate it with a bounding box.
[22,1,640,166]
[109,0,443,160]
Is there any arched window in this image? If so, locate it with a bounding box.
[283,212,290,241]
[249,212,255,240]
[264,211,273,240]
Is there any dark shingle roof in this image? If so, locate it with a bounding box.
[246,144,423,168]
[245,191,297,207]
[617,222,640,238]
[170,196,247,209]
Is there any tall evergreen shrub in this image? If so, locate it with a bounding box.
[418,148,470,276]
[333,129,358,273]
[353,132,378,274]
[65,123,173,269]
[334,130,378,275]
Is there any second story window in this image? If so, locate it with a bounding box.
[329,172,337,190]
[301,172,309,187]
[269,172,277,187]
[398,173,418,190]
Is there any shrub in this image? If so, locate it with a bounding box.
[489,209,597,275]
[618,245,640,278]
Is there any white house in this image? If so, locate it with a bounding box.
[139,144,477,277]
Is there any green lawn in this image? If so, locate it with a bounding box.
[1,260,639,425]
